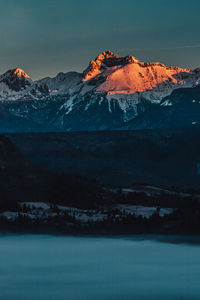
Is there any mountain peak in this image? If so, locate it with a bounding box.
[94,51,140,65]
[12,68,30,79]
[95,51,119,62]
[0,68,31,81]
[0,68,32,93]
[83,51,140,81]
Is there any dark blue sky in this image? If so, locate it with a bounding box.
[1,0,200,79]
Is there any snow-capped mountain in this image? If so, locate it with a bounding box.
[36,71,81,95]
[54,51,200,130]
[0,68,49,101]
[1,51,200,131]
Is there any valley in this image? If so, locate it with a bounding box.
[0,130,198,235]
[7,129,200,188]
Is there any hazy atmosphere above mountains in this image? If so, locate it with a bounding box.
[1,0,200,80]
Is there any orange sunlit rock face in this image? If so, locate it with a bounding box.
[97,63,191,94]
[12,68,30,79]
[83,51,140,82]
[83,51,191,95]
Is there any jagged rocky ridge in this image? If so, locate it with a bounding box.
[1,51,200,131]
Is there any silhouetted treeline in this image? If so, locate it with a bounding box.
[1,199,200,235]
[114,189,194,208]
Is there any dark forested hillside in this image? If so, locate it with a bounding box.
[0,134,105,210]
[7,128,200,189]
